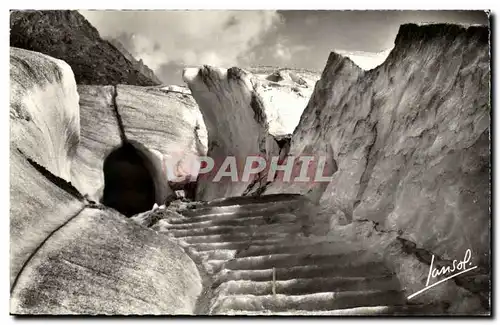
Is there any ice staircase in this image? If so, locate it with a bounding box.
[139,194,445,315]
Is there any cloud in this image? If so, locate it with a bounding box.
[78,10,486,83]
[335,48,393,70]
[272,38,308,62]
[80,10,283,83]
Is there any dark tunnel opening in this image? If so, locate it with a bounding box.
[101,143,156,217]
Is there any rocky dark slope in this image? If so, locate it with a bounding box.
[10,10,160,86]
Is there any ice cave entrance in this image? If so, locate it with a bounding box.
[101,143,156,217]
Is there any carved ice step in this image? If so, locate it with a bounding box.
[212,263,394,287]
[236,240,365,257]
[166,222,299,237]
[186,238,293,252]
[193,249,237,261]
[186,193,303,209]
[176,230,297,244]
[163,214,297,229]
[178,202,301,218]
[214,275,400,296]
[210,290,406,313]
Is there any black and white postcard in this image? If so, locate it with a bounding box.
[8,9,492,316]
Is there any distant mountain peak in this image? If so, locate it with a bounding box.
[10,10,161,86]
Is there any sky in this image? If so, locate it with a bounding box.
[80,10,489,85]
